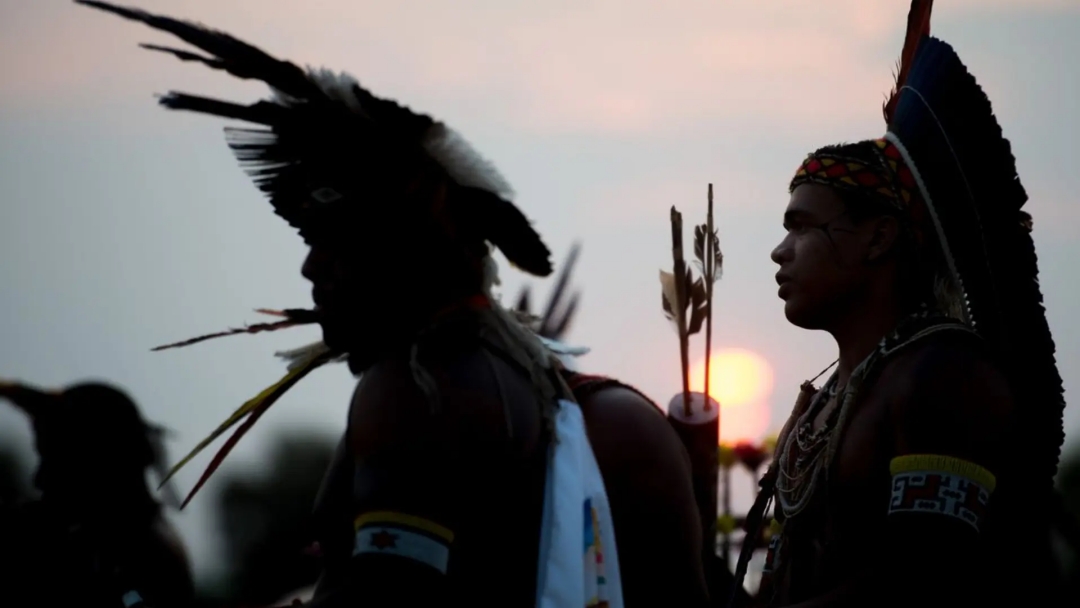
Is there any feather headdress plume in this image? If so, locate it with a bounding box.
[883,0,933,124]
[76,0,552,276]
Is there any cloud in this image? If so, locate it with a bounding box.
[5,0,1072,134]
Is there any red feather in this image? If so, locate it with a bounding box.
[176,350,334,508]
[178,395,271,509]
[150,319,301,351]
[150,309,318,352]
[177,395,270,509]
[883,0,934,123]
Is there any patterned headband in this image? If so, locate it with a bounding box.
[789,138,918,212]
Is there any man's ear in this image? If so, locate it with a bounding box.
[866,215,902,263]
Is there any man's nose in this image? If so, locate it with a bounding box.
[771,234,793,265]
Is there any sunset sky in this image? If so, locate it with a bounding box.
[2,0,1079,582]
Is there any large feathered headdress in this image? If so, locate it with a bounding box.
[76,0,552,275]
[793,0,1065,503]
[78,0,556,507]
[883,10,1065,500]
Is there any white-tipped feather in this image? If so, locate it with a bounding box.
[274,340,344,371]
[304,68,368,115]
[536,336,591,357]
[423,123,515,199]
[266,67,367,116]
[270,69,512,200]
[482,251,502,293]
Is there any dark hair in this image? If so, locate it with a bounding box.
[832,187,940,312]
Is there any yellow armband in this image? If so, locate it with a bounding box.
[888,454,997,532]
[353,511,455,574]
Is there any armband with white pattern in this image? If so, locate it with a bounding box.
[888,454,996,532]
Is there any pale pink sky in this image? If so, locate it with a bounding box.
[1,0,1078,582]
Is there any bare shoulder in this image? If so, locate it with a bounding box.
[347,345,544,456]
[580,384,690,475]
[879,328,1014,461]
[347,357,429,452]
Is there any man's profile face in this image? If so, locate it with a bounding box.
[302,243,365,353]
[770,184,876,329]
[300,239,407,365]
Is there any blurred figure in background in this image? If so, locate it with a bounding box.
[0,380,193,607]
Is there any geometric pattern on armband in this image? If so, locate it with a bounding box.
[888,454,997,532]
[353,511,455,574]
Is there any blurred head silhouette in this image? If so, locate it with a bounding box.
[1,380,176,514]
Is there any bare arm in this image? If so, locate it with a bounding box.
[582,386,711,608]
[787,339,1012,608]
[307,347,546,607]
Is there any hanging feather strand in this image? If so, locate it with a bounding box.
[162,347,336,508]
[150,309,319,351]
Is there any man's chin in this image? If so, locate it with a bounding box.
[319,324,343,353]
[319,317,361,352]
[319,321,393,374]
[783,300,826,330]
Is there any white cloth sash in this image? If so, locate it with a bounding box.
[535,399,624,608]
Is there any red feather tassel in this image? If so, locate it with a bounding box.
[150,309,319,352]
[176,349,334,508]
[883,0,934,124]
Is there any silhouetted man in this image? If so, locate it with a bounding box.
[744,2,1065,606]
[80,2,710,605]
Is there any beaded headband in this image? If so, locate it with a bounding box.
[789,138,918,213]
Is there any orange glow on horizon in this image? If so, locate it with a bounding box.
[688,348,774,444]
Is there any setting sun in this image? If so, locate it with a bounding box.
[688,348,774,443]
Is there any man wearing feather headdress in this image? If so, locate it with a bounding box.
[76,2,711,606]
[733,2,1066,606]
[0,380,193,608]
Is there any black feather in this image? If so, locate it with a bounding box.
[157,93,285,124]
[456,187,552,276]
[77,1,319,98]
[540,242,581,330]
[139,43,225,69]
[547,291,580,339]
[514,287,531,314]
